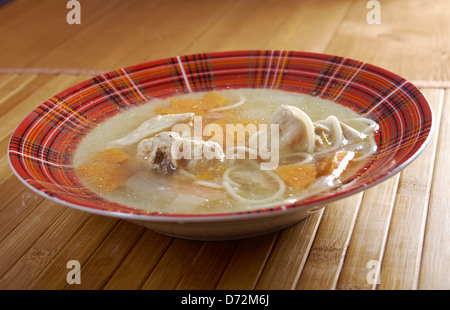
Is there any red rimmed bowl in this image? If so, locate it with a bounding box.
[8,51,433,240]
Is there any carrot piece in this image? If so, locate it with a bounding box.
[156,92,230,116]
[76,161,129,192]
[91,148,129,164]
[170,98,204,114]
[153,106,177,115]
[201,92,229,109]
[196,162,228,180]
[275,164,317,189]
[316,150,355,178]
[76,148,130,192]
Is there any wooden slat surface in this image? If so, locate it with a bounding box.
[0,0,449,291]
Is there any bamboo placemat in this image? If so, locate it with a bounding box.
[0,73,448,290]
[1,0,450,292]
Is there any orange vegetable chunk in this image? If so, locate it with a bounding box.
[195,162,228,180]
[91,148,130,164]
[201,92,229,109]
[275,164,317,189]
[170,98,203,114]
[155,92,229,116]
[153,106,176,115]
[316,150,355,177]
[76,161,129,192]
[76,148,130,192]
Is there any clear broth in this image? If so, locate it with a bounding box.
[74,89,376,214]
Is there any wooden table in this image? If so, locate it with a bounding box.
[0,0,449,292]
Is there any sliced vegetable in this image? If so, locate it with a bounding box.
[76,148,130,192]
[195,161,228,180]
[316,150,355,178]
[274,164,317,189]
[154,92,229,116]
[91,148,130,164]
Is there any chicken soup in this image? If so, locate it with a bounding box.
[73,89,378,214]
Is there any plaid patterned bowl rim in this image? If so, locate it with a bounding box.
[8,50,433,221]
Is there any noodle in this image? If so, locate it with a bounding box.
[352,138,378,161]
[210,94,246,112]
[178,168,196,178]
[194,180,224,189]
[326,116,343,151]
[350,117,379,134]
[314,116,344,156]
[222,168,286,204]
[279,152,313,165]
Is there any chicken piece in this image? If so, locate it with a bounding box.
[137,132,225,174]
[108,112,194,148]
[178,139,225,171]
[314,120,334,147]
[271,105,315,153]
[340,122,366,142]
[314,116,367,148]
[136,132,181,174]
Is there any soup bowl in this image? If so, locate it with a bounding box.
[8,51,433,240]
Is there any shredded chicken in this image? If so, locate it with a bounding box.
[108,112,194,148]
[136,132,180,174]
[314,116,366,152]
[339,121,367,142]
[137,131,225,174]
[271,105,315,153]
